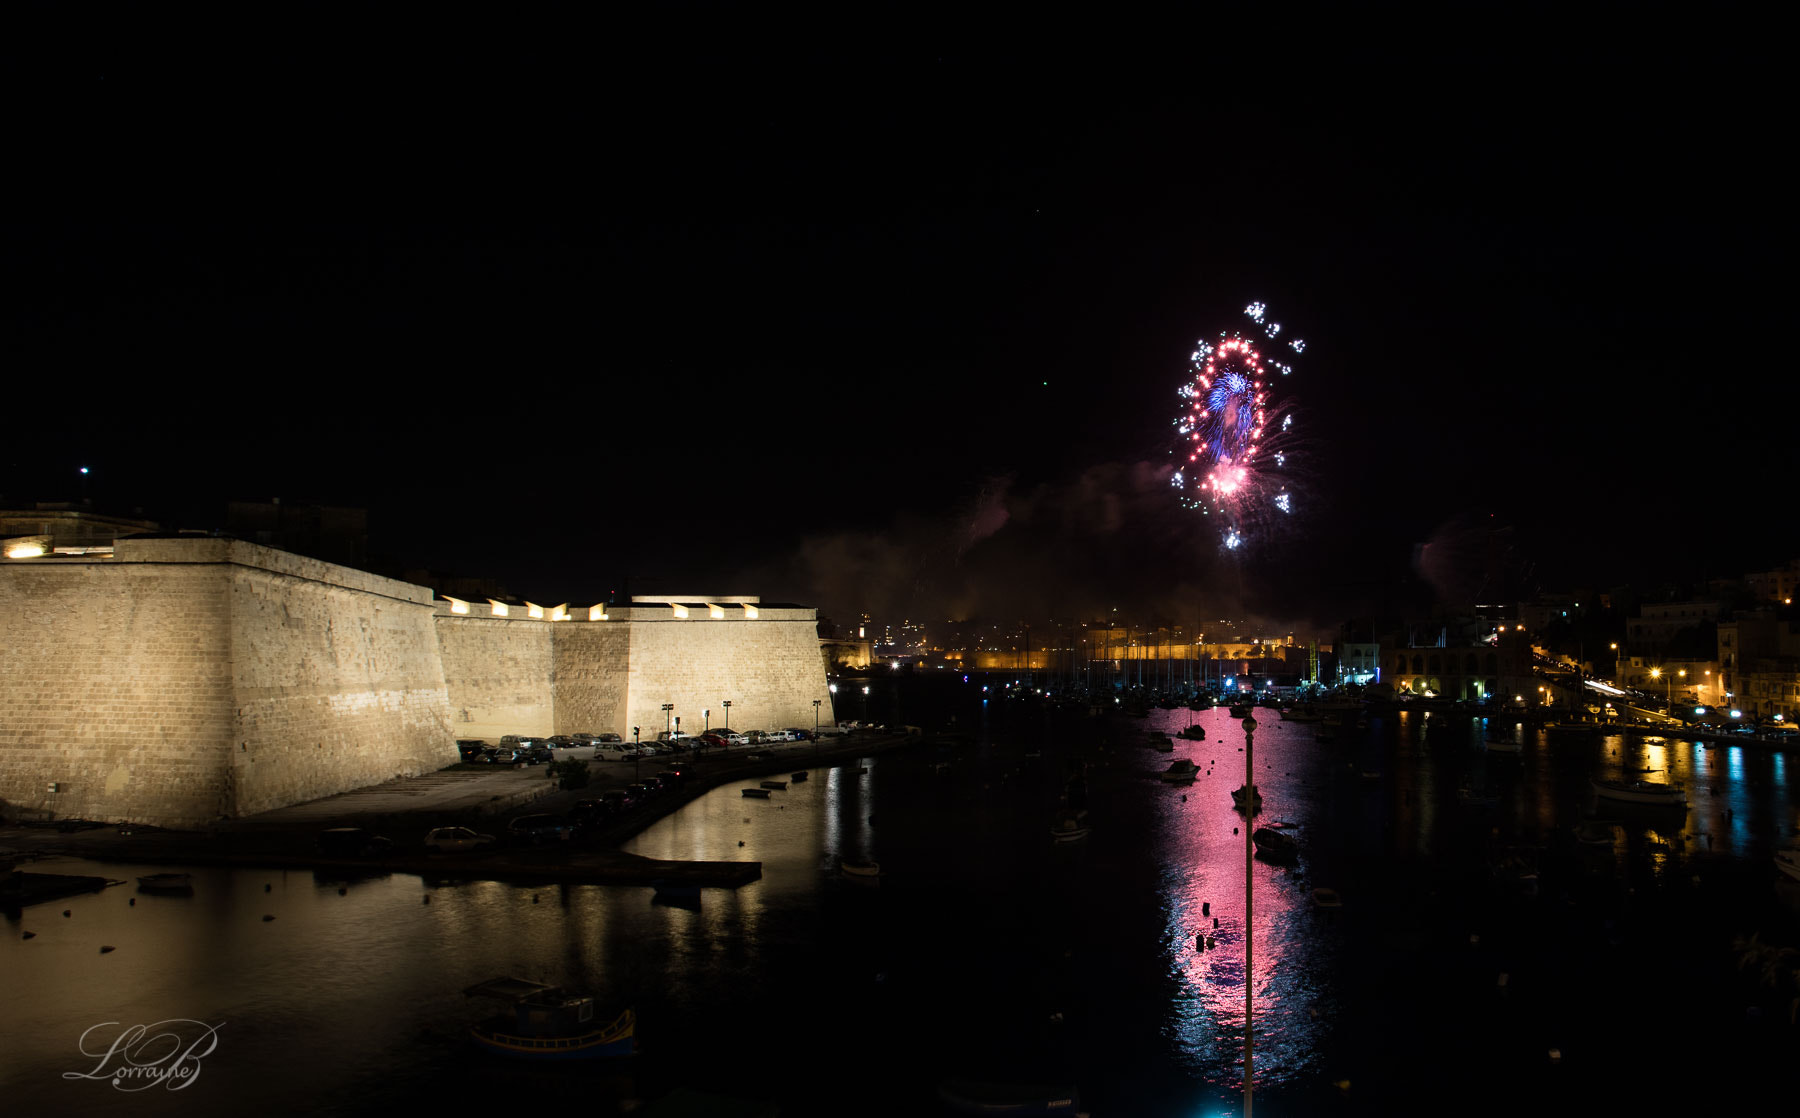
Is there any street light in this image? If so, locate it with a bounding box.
[722,700,732,734]
[812,699,822,758]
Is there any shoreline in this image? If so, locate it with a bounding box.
[0,731,932,894]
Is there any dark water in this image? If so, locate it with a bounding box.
[6,679,1800,1115]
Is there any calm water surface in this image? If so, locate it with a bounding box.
[6,694,1800,1115]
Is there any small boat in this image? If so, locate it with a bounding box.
[1485,737,1522,753]
[1231,783,1262,809]
[938,1080,1083,1116]
[742,787,772,798]
[1229,704,1252,718]
[1147,736,1175,753]
[1458,785,1499,808]
[1178,724,1207,740]
[1252,826,1299,862]
[1590,778,1686,806]
[759,780,788,790]
[1312,887,1344,908]
[1050,817,1091,842]
[1573,821,1615,846]
[790,771,808,782]
[464,977,635,1061]
[1159,759,1199,783]
[1775,845,1800,884]
[136,873,194,893]
[840,860,881,877]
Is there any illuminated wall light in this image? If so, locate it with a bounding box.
[445,596,470,615]
[709,604,725,619]
[549,604,568,622]
[589,605,608,621]
[671,604,688,618]
[743,604,758,618]
[5,543,47,559]
[526,602,545,619]
[489,600,508,617]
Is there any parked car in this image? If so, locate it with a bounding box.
[593,743,634,761]
[483,747,521,765]
[505,813,573,844]
[568,798,616,828]
[424,826,496,853]
[715,731,749,747]
[784,728,812,741]
[456,740,490,763]
[317,827,393,857]
[518,744,554,765]
[655,770,684,789]
[600,788,635,812]
[626,782,655,800]
[548,735,580,750]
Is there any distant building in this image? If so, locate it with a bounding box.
[0,502,161,557]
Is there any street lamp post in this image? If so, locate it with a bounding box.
[633,726,642,780]
[662,704,674,758]
[812,699,822,758]
[1241,712,1259,1116]
[722,700,731,736]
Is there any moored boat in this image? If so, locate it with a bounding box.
[1591,778,1685,806]
[790,771,809,782]
[1178,724,1207,740]
[1050,817,1091,842]
[1312,887,1343,908]
[1158,759,1199,783]
[1485,737,1522,753]
[759,780,788,790]
[464,977,635,1061]
[840,860,880,877]
[136,872,194,893]
[1775,845,1800,884]
[742,787,772,798]
[1252,825,1299,862]
[1231,783,1261,809]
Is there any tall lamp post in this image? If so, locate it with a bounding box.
[812,699,822,758]
[1651,667,1670,714]
[1241,712,1259,1116]
[722,700,732,736]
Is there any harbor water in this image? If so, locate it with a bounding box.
[5,682,1799,1115]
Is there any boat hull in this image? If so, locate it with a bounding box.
[938,1080,1082,1115]
[469,1009,636,1061]
[1591,779,1685,806]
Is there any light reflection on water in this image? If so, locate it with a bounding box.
[6,703,1800,1117]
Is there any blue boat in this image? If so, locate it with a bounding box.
[463,977,635,1060]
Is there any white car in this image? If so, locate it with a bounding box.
[424,826,496,854]
[762,730,794,742]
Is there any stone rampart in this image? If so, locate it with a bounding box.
[435,612,556,742]
[1,538,453,827]
[2,539,829,826]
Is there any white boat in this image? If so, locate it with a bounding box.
[1159,759,1199,783]
[1775,845,1800,884]
[1590,778,1686,806]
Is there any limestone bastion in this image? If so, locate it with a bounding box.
[0,537,833,828]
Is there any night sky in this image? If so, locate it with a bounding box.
[5,23,1791,632]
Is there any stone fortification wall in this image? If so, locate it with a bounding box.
[614,605,835,738]
[228,549,453,818]
[0,538,454,827]
[435,609,555,742]
[0,556,235,826]
[550,622,632,737]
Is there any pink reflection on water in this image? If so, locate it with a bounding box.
[1145,709,1326,1093]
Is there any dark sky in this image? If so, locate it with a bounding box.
[4,22,1791,632]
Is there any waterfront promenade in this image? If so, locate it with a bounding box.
[0,731,925,892]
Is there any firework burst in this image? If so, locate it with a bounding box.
[1170,301,1305,549]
